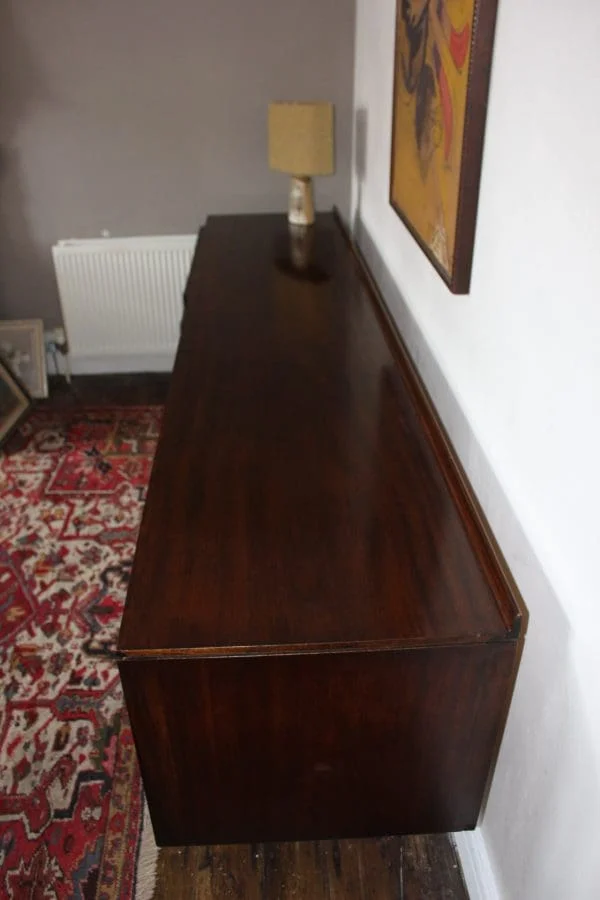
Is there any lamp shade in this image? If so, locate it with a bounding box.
[268,102,334,177]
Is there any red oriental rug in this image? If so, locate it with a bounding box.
[0,407,161,899]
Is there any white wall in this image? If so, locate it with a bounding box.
[352,1,600,898]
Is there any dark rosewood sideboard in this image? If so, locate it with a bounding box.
[118,212,526,847]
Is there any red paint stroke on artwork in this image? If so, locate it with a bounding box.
[449,23,470,71]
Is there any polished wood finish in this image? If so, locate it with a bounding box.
[119,213,521,656]
[153,834,469,900]
[121,642,514,845]
[118,212,526,846]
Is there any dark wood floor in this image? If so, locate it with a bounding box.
[45,372,171,407]
[43,375,470,899]
[153,836,468,899]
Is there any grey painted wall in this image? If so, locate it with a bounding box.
[0,0,355,327]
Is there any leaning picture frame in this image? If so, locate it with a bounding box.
[0,358,32,448]
[0,319,48,399]
[390,0,500,293]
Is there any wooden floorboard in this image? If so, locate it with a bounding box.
[42,376,470,899]
[45,372,171,407]
[152,836,469,899]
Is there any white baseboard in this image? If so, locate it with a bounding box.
[453,829,501,900]
[69,352,176,375]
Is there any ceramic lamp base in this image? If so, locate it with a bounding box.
[288,176,315,227]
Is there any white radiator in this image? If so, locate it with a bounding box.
[51,235,196,374]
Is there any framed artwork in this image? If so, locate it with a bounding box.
[390,0,499,293]
[0,319,48,398]
[0,358,31,448]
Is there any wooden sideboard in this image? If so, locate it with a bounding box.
[118,212,526,847]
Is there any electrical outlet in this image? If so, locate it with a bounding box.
[44,327,67,350]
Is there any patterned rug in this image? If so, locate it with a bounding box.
[0,407,161,899]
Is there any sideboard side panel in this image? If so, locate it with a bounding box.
[120,643,516,846]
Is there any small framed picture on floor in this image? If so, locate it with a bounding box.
[0,319,48,398]
[0,359,31,448]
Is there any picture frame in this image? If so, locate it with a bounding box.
[0,319,48,398]
[0,358,32,448]
[390,0,500,293]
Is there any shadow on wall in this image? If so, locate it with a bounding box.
[353,106,368,236]
[352,211,600,899]
[0,4,59,326]
[486,605,600,898]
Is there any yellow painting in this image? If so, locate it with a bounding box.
[390,0,475,284]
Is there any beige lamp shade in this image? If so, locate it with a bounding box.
[269,102,335,176]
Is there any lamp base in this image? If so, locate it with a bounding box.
[288,176,315,227]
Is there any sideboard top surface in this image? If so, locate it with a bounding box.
[119,213,522,657]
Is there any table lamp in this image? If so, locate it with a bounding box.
[268,102,335,227]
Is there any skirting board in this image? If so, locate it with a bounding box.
[69,353,176,376]
[453,829,501,900]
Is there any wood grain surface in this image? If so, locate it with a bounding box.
[152,834,468,899]
[118,212,522,657]
[120,642,516,845]
[118,211,526,846]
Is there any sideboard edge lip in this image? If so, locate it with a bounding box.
[332,208,528,643]
[117,631,521,662]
